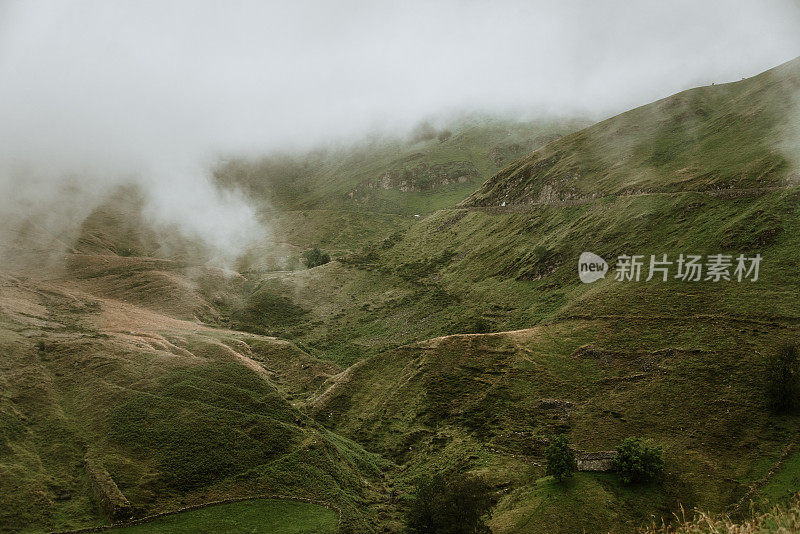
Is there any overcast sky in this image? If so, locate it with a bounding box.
[1,0,799,256]
[2,0,800,154]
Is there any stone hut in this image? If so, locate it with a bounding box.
[576,450,617,472]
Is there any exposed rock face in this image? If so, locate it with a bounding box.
[350,161,478,197]
[85,456,133,522]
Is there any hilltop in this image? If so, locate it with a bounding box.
[215,115,588,215]
[463,57,800,207]
[211,116,588,270]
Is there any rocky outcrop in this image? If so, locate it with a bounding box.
[350,161,478,197]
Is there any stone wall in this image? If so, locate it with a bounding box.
[84,456,133,522]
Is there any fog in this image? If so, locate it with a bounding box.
[1,0,799,263]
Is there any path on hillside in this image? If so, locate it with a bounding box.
[462,184,796,212]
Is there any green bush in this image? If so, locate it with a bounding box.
[546,435,577,482]
[767,342,800,414]
[405,472,493,533]
[302,247,330,268]
[469,317,491,334]
[408,121,438,144]
[612,437,664,484]
[231,289,308,329]
[532,245,549,263]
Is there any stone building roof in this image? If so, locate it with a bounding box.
[576,451,617,460]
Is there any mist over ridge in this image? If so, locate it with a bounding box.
[1,0,799,263]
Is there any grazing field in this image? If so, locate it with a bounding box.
[108,499,337,534]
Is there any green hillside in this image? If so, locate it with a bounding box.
[108,499,338,533]
[464,59,800,207]
[215,116,587,215]
[212,116,587,270]
[3,57,800,534]
[0,264,390,533]
[226,57,800,531]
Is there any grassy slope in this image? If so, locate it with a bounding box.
[216,116,588,215]
[233,58,800,531]
[0,264,390,534]
[463,60,800,207]
[214,116,587,271]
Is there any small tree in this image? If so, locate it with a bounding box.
[465,316,491,334]
[546,435,577,482]
[301,247,330,268]
[612,437,664,484]
[437,129,453,143]
[406,472,493,534]
[767,342,800,414]
[532,245,549,264]
[409,121,438,144]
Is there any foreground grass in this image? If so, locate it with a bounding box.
[646,494,800,533]
[488,473,668,534]
[108,499,337,534]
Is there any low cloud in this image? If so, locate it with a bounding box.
[1,0,798,265]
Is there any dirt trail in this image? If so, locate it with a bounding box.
[466,184,794,212]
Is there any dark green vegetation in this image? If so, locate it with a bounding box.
[302,247,331,269]
[767,342,800,414]
[405,473,494,534]
[3,58,800,533]
[613,438,665,485]
[546,436,577,482]
[108,499,337,533]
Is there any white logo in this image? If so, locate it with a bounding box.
[578,252,608,283]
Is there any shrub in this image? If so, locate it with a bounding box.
[469,317,491,334]
[301,247,330,268]
[231,290,308,328]
[437,129,453,143]
[546,435,577,482]
[767,342,800,414]
[405,472,493,534]
[613,437,664,484]
[524,245,552,277]
[409,121,438,144]
[532,245,549,264]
